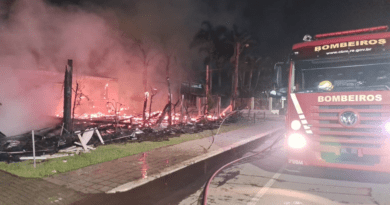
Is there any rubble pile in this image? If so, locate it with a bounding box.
[0,111,238,162]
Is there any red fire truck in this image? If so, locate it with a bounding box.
[282,26,390,172]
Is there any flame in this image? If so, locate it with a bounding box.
[56,109,220,125]
[55,96,225,126]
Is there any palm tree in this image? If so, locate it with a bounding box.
[228,25,255,110]
[190,21,230,114]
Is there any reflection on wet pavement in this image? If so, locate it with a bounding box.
[139,152,149,179]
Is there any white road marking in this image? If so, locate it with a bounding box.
[247,167,284,205]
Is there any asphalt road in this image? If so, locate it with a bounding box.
[73,130,390,205]
[179,134,390,205]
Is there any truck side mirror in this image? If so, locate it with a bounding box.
[273,62,283,88]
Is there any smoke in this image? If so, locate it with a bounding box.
[0,0,134,135]
[0,0,246,136]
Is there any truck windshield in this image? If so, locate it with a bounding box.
[294,56,390,93]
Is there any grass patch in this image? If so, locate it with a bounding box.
[0,122,251,178]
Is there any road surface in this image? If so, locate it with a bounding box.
[179,134,390,205]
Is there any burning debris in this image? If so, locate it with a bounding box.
[0,77,236,163]
[0,0,244,163]
[0,112,227,162]
[0,56,250,163]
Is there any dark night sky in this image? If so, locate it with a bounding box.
[46,0,390,60]
[4,0,390,60]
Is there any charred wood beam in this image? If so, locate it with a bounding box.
[142,92,149,126]
[63,59,73,133]
[156,103,170,126]
[148,88,157,120]
[172,98,180,115]
[73,119,132,126]
[166,55,172,127]
[72,82,79,121]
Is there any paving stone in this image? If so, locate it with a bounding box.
[89,177,105,183]
[88,189,102,194]
[72,179,87,185]
[79,181,94,187]
[108,177,127,184]
[98,180,116,186]
[89,184,105,190]
[99,186,113,192]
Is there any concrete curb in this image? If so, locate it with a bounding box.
[107,127,284,194]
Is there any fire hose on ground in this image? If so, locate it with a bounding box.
[201,131,285,205]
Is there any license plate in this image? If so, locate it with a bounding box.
[341,148,358,155]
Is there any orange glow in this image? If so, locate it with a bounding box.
[139,152,149,179]
[221,105,232,116]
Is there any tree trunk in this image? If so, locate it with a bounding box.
[142,92,148,126]
[63,59,73,133]
[141,48,148,93]
[143,61,148,93]
[241,71,246,89]
[166,56,172,127]
[209,69,212,96]
[248,69,253,92]
[255,70,261,90]
[148,92,155,120]
[180,95,184,123]
[231,43,240,110]
[218,70,222,87]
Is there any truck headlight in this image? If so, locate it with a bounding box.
[291,120,301,130]
[384,122,390,134]
[288,133,306,149]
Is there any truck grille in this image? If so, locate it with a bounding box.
[311,104,387,166]
[311,104,388,140]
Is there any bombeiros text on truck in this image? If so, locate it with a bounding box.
[274,26,390,172]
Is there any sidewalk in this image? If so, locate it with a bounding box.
[44,118,284,195]
[0,117,284,205]
[0,170,85,205]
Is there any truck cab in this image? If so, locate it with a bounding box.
[284,26,390,172]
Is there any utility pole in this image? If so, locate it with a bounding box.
[205,65,209,115]
[63,59,73,133]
